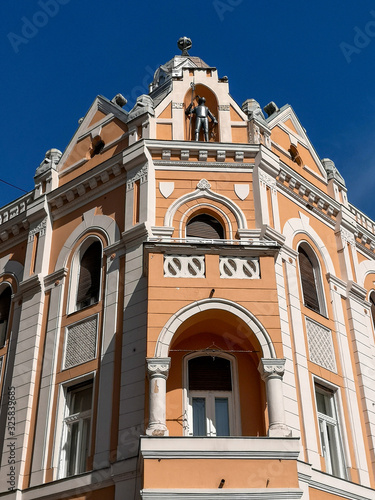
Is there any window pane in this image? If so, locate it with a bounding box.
[327,422,342,477]
[67,422,79,476]
[76,241,101,309]
[192,398,206,436]
[189,357,232,391]
[72,386,92,414]
[215,398,229,436]
[299,247,320,312]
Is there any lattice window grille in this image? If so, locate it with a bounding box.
[219,256,260,279]
[164,255,205,278]
[64,316,98,369]
[306,318,337,372]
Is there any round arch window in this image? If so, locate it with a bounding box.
[186,214,224,239]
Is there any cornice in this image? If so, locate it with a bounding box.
[346,280,367,302]
[44,267,68,290]
[122,223,149,246]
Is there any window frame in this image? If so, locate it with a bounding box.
[0,283,13,349]
[313,379,347,479]
[297,242,327,316]
[183,352,241,437]
[55,373,95,479]
[67,237,103,314]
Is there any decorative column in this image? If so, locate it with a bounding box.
[259,359,291,437]
[146,358,171,436]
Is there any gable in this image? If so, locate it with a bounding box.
[268,106,328,185]
[57,96,129,185]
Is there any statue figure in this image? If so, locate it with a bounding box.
[185,96,218,141]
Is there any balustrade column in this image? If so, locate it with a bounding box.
[259,358,291,437]
[146,358,171,436]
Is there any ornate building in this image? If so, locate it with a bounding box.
[1,38,375,499]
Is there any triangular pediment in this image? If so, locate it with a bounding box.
[57,96,129,184]
[267,105,328,182]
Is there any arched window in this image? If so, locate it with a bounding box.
[187,355,234,436]
[369,292,375,330]
[0,285,12,347]
[298,244,325,315]
[186,214,224,240]
[76,241,102,311]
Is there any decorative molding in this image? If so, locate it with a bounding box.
[198,150,208,162]
[306,318,337,373]
[44,267,68,290]
[146,358,171,379]
[218,104,230,111]
[126,165,148,190]
[172,102,184,109]
[159,182,175,199]
[196,179,211,190]
[164,255,205,278]
[259,171,277,192]
[259,358,286,380]
[141,489,303,499]
[28,218,47,242]
[340,227,356,246]
[219,256,260,279]
[234,184,249,200]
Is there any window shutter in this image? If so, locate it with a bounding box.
[299,248,320,312]
[189,356,232,391]
[76,241,101,309]
[186,214,224,239]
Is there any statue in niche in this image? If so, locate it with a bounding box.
[185,96,218,142]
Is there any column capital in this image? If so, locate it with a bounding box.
[258,358,286,381]
[146,357,171,380]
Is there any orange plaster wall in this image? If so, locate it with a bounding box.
[0,243,27,269]
[166,330,266,437]
[230,105,244,122]
[271,126,327,190]
[146,253,282,359]
[231,126,248,143]
[155,170,255,232]
[283,118,298,134]
[157,102,172,119]
[88,110,107,128]
[143,458,299,489]
[59,117,128,181]
[49,185,125,273]
[309,489,348,500]
[156,123,172,140]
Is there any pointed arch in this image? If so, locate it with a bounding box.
[154,298,276,359]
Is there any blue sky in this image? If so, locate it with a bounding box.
[2,1,375,220]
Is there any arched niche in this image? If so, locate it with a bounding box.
[166,307,267,438]
[184,84,219,142]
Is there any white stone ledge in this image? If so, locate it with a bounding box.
[140,436,300,460]
[141,489,303,499]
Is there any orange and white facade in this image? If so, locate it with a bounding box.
[0,41,375,500]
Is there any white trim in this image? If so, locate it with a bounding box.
[298,462,374,500]
[141,488,303,499]
[183,352,241,437]
[140,436,301,460]
[154,298,276,359]
[164,187,248,231]
[67,236,103,314]
[282,217,335,276]
[180,203,233,239]
[297,241,328,317]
